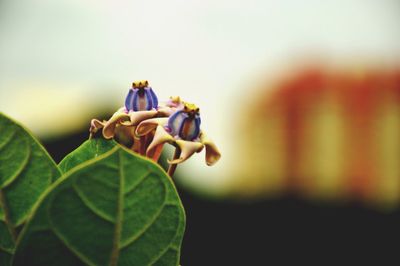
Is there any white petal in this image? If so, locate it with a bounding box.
[102,110,130,139]
[168,140,204,164]
[135,117,168,137]
[146,125,174,156]
[157,106,175,117]
[90,119,104,131]
[124,110,158,126]
[200,131,221,166]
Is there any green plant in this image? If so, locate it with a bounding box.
[0,80,221,265]
[0,113,185,266]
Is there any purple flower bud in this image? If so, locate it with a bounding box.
[167,102,201,141]
[125,80,158,111]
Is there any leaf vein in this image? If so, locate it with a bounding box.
[0,190,17,244]
[2,137,31,189]
[150,246,180,266]
[0,129,16,151]
[147,205,182,266]
[48,195,98,266]
[0,245,13,254]
[120,203,176,249]
[123,172,151,195]
[109,150,125,266]
[72,184,115,224]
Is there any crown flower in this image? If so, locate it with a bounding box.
[166,102,201,141]
[125,80,158,112]
[89,81,163,153]
[89,81,221,177]
[135,102,221,176]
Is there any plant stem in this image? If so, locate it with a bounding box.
[150,144,164,162]
[139,136,147,156]
[167,147,181,177]
[131,136,141,153]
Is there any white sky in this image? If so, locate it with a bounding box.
[1,0,399,193]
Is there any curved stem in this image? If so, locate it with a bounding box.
[167,147,181,177]
[150,144,164,162]
[139,136,147,156]
[131,137,140,153]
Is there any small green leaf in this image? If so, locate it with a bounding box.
[13,142,186,266]
[0,113,61,260]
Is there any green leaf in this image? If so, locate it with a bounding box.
[59,138,116,173]
[0,113,61,259]
[60,138,185,265]
[13,142,186,266]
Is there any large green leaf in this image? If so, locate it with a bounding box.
[13,141,186,266]
[0,113,61,260]
[59,138,185,265]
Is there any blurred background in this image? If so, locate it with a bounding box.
[1,0,400,265]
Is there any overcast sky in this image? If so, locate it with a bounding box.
[1,0,399,193]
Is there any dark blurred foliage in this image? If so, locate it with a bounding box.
[42,129,400,265]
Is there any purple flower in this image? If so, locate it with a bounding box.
[125,80,158,111]
[136,102,221,166]
[166,102,201,141]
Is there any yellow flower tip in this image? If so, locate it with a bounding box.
[165,96,183,109]
[182,102,200,114]
[169,96,181,103]
[132,80,149,88]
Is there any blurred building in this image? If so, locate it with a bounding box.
[232,67,400,208]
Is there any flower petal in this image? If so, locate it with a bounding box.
[200,131,221,166]
[102,111,130,139]
[168,140,203,164]
[123,110,158,126]
[157,106,175,117]
[135,117,168,136]
[146,125,174,157]
[89,118,105,133]
[114,124,135,147]
[166,96,183,108]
